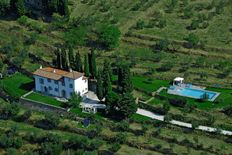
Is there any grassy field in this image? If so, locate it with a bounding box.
[25,92,63,107]
[0,73,34,98]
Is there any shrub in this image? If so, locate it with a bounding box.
[135,20,145,30]
[109,143,121,152]
[114,133,126,144]
[115,120,129,132]
[0,104,19,120]
[168,98,187,107]
[35,113,60,130]
[17,15,29,26]
[223,106,232,117]
[156,62,173,72]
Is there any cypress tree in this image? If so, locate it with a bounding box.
[102,60,112,95]
[117,63,133,93]
[68,46,75,69]
[102,60,112,82]
[48,0,59,13]
[61,48,70,71]
[84,54,90,76]
[75,52,82,72]
[118,93,137,119]
[90,50,97,79]
[104,73,112,95]
[96,71,104,101]
[58,0,69,18]
[16,0,26,17]
[10,0,17,11]
[55,48,62,69]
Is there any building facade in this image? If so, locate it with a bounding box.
[33,67,88,99]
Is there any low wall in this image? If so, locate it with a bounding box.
[20,97,68,114]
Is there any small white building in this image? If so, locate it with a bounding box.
[173,77,184,86]
[33,67,88,99]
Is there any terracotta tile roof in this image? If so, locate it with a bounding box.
[33,67,84,80]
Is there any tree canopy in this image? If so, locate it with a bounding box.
[99,25,121,50]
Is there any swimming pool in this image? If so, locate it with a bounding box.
[168,86,220,101]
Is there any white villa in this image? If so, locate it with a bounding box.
[33,67,88,99]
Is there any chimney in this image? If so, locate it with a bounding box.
[53,69,56,73]
[69,68,73,72]
[40,65,42,69]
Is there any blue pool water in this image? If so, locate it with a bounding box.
[179,88,216,99]
[169,86,218,101]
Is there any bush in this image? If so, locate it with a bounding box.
[0,104,19,120]
[114,133,126,144]
[115,120,129,132]
[109,143,121,152]
[223,106,232,117]
[168,98,187,107]
[35,113,60,130]
[98,24,121,50]
[17,15,29,26]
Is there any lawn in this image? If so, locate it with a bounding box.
[132,76,170,93]
[25,92,63,107]
[113,75,170,93]
[0,73,34,98]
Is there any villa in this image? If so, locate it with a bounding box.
[33,67,88,99]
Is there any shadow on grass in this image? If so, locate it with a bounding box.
[19,81,34,92]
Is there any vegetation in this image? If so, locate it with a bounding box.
[1,0,232,154]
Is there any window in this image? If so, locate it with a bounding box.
[47,79,51,83]
[55,88,58,92]
[69,84,73,88]
[54,81,58,84]
[39,78,44,84]
[62,80,65,86]
[49,86,52,90]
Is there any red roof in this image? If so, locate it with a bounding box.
[33,67,84,80]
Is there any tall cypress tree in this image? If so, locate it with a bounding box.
[96,71,104,101]
[75,52,82,72]
[55,48,62,69]
[16,0,26,17]
[61,48,70,71]
[102,60,112,82]
[84,54,90,76]
[90,50,97,79]
[118,64,133,93]
[58,0,69,18]
[102,60,112,96]
[104,73,112,95]
[118,92,137,119]
[68,46,75,69]
[10,0,17,11]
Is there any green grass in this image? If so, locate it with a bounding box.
[0,73,34,98]
[25,92,63,107]
[113,75,170,93]
[132,76,170,93]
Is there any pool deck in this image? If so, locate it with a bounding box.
[167,85,220,102]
